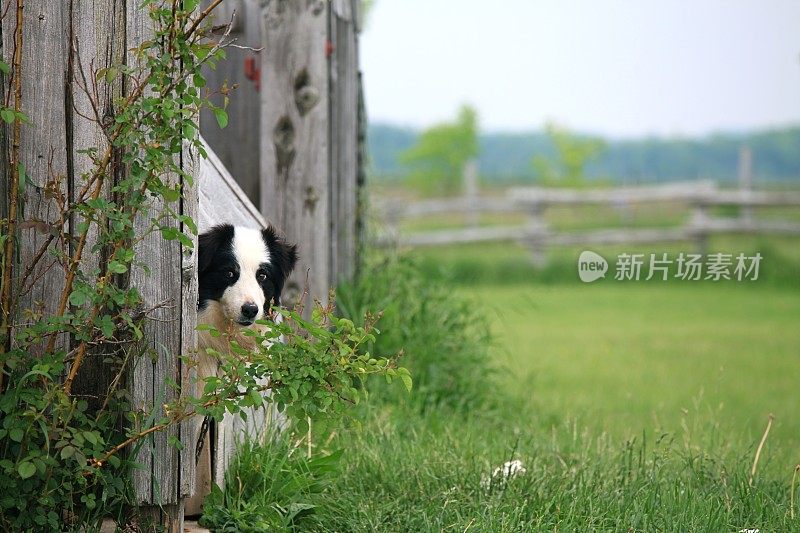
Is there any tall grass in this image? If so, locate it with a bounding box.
[313,408,799,532]
[199,430,341,532]
[336,253,498,412]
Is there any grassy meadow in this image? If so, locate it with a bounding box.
[468,282,800,462]
[204,203,800,531]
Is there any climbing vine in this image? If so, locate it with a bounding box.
[0,1,407,530]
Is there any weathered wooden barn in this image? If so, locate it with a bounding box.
[0,0,363,529]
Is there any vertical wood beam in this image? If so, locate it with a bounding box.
[329,0,359,284]
[260,0,331,308]
[1,2,70,350]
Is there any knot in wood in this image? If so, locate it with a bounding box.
[273,116,296,177]
[309,0,325,16]
[303,186,320,212]
[293,69,319,116]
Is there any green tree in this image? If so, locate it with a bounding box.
[400,104,479,196]
[533,122,606,187]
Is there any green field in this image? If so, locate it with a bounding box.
[466,283,800,463]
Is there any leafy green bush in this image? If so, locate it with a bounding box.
[337,253,497,412]
[196,304,410,435]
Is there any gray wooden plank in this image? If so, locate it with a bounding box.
[200,0,262,206]
[125,3,156,504]
[179,140,200,500]
[260,0,331,308]
[198,136,266,232]
[332,8,358,283]
[2,2,70,351]
[69,0,128,412]
[332,0,353,20]
[126,3,182,506]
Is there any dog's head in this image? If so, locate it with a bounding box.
[198,224,298,326]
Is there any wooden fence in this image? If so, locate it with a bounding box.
[1,1,362,530]
[378,181,800,264]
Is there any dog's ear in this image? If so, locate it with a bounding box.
[198,224,234,274]
[262,224,298,280]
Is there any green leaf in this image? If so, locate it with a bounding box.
[104,66,118,84]
[69,290,87,307]
[401,374,413,393]
[167,435,185,450]
[0,108,15,124]
[17,461,36,479]
[83,431,99,445]
[176,231,193,248]
[249,389,263,407]
[98,315,115,338]
[178,215,198,235]
[160,227,179,240]
[60,445,76,460]
[182,122,196,139]
[9,428,24,442]
[184,0,200,12]
[0,60,10,74]
[108,260,127,274]
[213,107,228,129]
[161,187,181,202]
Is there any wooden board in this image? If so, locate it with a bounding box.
[68,0,128,415]
[1,2,70,351]
[197,136,266,232]
[179,141,200,503]
[329,0,359,284]
[125,6,187,519]
[199,0,262,206]
[260,0,331,308]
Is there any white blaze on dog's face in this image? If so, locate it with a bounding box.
[223,227,269,324]
[197,224,298,329]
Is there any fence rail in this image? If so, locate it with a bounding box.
[377,181,800,263]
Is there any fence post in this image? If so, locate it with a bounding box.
[329,0,361,284]
[525,200,548,267]
[689,186,713,255]
[260,0,362,306]
[739,145,753,228]
[464,159,479,228]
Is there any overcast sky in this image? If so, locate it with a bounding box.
[360,0,800,138]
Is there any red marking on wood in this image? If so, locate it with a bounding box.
[244,56,261,92]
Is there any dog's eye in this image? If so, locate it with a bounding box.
[256,272,267,282]
[226,270,235,279]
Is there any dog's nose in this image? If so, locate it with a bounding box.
[241,302,259,320]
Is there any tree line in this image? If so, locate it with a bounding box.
[370,118,800,188]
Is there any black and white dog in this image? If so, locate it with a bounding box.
[197,223,298,355]
[189,224,297,513]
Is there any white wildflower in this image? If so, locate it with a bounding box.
[480,460,526,489]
